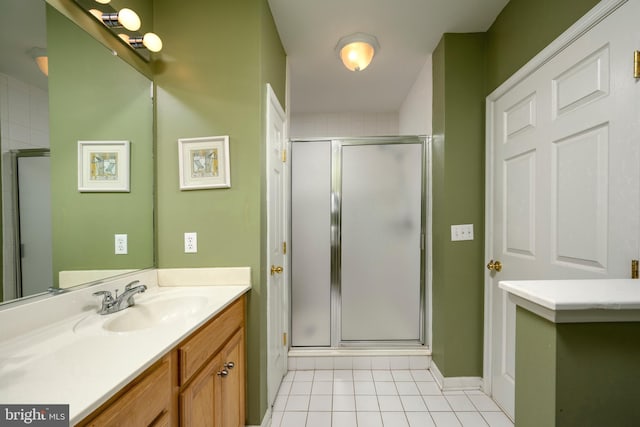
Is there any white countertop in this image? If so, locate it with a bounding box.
[0,269,250,424]
[499,279,640,323]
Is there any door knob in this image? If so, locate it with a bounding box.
[487,260,502,272]
[270,265,283,275]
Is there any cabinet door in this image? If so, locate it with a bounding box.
[219,328,245,427]
[179,353,222,427]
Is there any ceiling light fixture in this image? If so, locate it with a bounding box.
[28,47,48,77]
[336,33,379,72]
[101,8,141,31]
[128,33,163,53]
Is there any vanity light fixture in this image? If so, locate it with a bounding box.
[28,47,48,77]
[129,33,163,53]
[101,8,141,31]
[336,33,379,72]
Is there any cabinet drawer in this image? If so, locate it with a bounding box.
[178,297,244,386]
[80,356,171,426]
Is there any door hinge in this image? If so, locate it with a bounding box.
[282,149,287,163]
[635,51,640,79]
[283,241,287,254]
[283,332,287,346]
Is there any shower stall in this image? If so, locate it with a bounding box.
[290,136,427,348]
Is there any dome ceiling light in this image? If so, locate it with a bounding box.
[336,33,380,72]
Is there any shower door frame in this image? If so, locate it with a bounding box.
[290,136,429,348]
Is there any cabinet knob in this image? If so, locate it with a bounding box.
[217,369,229,377]
[224,361,235,370]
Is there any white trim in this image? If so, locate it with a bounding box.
[430,361,483,392]
[245,407,272,427]
[483,0,627,399]
[288,348,431,357]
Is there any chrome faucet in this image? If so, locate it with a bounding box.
[92,280,147,315]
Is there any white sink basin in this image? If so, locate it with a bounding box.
[74,294,208,334]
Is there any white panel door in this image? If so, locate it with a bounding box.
[487,0,640,419]
[266,84,287,406]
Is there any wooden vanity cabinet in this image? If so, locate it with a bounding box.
[78,296,246,427]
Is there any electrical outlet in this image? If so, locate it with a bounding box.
[115,234,127,254]
[184,232,197,253]
[451,224,474,241]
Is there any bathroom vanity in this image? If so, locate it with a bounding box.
[500,279,640,427]
[0,268,251,426]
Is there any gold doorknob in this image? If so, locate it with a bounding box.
[487,260,502,272]
[270,265,283,275]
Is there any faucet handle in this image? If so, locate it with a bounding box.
[124,280,141,291]
[93,290,114,302]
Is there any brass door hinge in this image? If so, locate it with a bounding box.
[282,149,287,163]
[635,51,640,79]
[283,332,287,346]
[632,259,639,279]
[283,242,287,254]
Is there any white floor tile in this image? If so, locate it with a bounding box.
[396,381,420,395]
[296,358,315,370]
[406,412,436,427]
[277,381,292,396]
[354,381,377,395]
[430,412,462,427]
[306,411,331,427]
[270,411,283,427]
[417,381,443,395]
[446,395,476,411]
[333,380,355,395]
[334,357,353,370]
[375,381,398,395]
[285,395,310,411]
[480,412,514,427]
[357,411,383,427]
[424,395,453,412]
[381,411,410,427]
[355,395,379,411]
[333,395,356,411]
[410,356,430,370]
[282,371,294,382]
[273,394,287,412]
[315,357,334,370]
[468,395,501,412]
[290,381,312,395]
[378,395,404,411]
[353,357,372,370]
[314,370,334,381]
[279,411,307,427]
[371,357,391,370]
[411,370,435,382]
[400,395,428,412]
[372,370,394,381]
[332,411,357,427]
[311,381,333,395]
[353,370,374,381]
[456,411,489,427]
[334,370,354,381]
[294,370,314,381]
[392,370,414,381]
[389,356,411,370]
[309,395,332,411]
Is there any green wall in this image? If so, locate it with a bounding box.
[431,0,602,379]
[486,0,599,93]
[153,0,285,424]
[48,5,154,286]
[431,33,486,377]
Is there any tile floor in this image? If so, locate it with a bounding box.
[270,369,513,427]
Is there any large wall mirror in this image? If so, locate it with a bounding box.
[0,0,154,305]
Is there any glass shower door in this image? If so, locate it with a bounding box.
[340,143,423,342]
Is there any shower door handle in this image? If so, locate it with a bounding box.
[271,265,283,275]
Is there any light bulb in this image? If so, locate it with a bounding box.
[340,42,375,72]
[89,8,104,21]
[142,33,163,52]
[117,8,140,31]
[95,0,111,4]
[118,34,130,43]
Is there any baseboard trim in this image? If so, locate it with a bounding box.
[245,407,271,427]
[430,361,483,391]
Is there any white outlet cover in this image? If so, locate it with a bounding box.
[184,232,198,253]
[115,234,127,254]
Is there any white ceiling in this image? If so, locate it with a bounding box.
[268,0,509,114]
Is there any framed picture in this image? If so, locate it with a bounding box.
[78,141,130,192]
[178,135,231,190]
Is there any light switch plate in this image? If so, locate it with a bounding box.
[115,234,127,254]
[184,232,197,253]
[451,224,474,241]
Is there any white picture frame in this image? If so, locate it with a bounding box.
[178,135,231,190]
[78,140,130,192]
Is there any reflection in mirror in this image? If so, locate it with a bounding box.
[0,1,154,306]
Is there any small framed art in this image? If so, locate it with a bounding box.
[178,135,231,190]
[78,140,130,192]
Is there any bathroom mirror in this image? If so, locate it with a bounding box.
[0,0,154,305]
